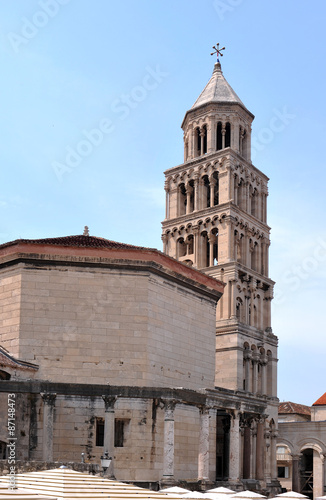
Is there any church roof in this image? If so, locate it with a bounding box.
[0,234,148,251]
[0,234,225,299]
[278,401,311,416]
[312,392,326,406]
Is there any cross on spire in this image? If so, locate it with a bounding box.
[211,43,225,62]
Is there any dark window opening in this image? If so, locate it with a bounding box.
[216,122,222,150]
[225,122,231,147]
[95,418,104,447]
[203,125,207,154]
[114,419,125,447]
[278,466,289,478]
[0,370,10,380]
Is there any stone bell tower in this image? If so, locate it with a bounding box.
[162,60,278,401]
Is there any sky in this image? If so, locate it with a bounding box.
[0,0,325,406]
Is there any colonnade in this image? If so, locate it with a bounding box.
[40,393,276,485]
[184,119,250,162]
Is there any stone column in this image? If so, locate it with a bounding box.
[292,454,301,492]
[230,280,237,319]
[226,219,233,262]
[162,233,168,254]
[256,417,265,480]
[227,165,234,202]
[243,422,251,479]
[209,234,215,267]
[41,392,56,462]
[193,226,199,268]
[261,356,268,395]
[186,184,193,214]
[208,117,216,153]
[244,351,252,392]
[222,124,226,149]
[198,406,210,481]
[250,419,257,479]
[164,182,169,219]
[102,396,117,478]
[270,431,278,480]
[264,428,271,482]
[229,410,240,482]
[200,128,205,156]
[252,353,260,394]
[194,175,199,211]
[209,178,215,208]
[162,399,177,483]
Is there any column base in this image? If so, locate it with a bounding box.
[159,477,177,488]
[198,479,214,491]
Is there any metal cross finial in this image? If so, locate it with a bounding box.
[211,43,225,61]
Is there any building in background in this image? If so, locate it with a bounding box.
[277,395,326,499]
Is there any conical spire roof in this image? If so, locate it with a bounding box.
[182,62,254,126]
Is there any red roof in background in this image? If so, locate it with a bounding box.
[312,392,326,406]
[0,235,149,251]
[279,401,311,416]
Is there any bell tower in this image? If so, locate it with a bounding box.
[162,59,278,399]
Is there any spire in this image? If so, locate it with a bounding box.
[190,62,248,111]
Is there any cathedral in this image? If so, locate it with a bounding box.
[0,59,280,494]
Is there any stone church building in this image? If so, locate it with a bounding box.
[0,61,279,493]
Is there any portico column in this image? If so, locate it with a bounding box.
[271,431,278,480]
[162,399,177,482]
[198,406,210,481]
[250,419,257,479]
[292,454,301,492]
[102,396,117,478]
[229,410,240,482]
[41,392,56,462]
[256,417,265,480]
[264,428,271,482]
[243,421,251,479]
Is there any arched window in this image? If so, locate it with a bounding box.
[202,175,210,208]
[177,238,187,258]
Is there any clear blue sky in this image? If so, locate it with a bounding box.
[0,0,325,406]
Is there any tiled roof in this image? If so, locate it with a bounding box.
[279,401,311,416]
[190,62,251,114]
[312,392,326,406]
[0,234,149,251]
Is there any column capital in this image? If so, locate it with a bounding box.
[102,396,117,411]
[41,393,57,406]
[162,398,177,415]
